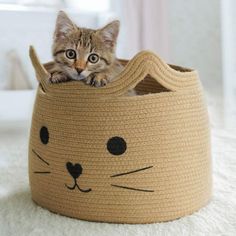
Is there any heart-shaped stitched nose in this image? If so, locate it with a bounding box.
[66,162,83,179]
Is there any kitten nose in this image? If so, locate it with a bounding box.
[76,68,83,75]
[66,162,83,179]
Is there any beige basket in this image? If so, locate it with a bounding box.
[28,46,212,224]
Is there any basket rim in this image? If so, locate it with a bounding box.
[29,46,200,96]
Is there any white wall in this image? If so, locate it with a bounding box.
[221,0,236,126]
[167,0,222,96]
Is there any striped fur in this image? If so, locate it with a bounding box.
[49,11,124,87]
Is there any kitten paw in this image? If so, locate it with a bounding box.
[50,72,70,83]
[85,73,109,87]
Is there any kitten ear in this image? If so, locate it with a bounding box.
[54,11,77,41]
[97,20,120,48]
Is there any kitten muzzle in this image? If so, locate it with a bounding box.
[76,68,83,75]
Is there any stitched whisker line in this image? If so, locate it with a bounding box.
[34,171,51,174]
[111,184,154,192]
[32,149,50,166]
[110,166,153,178]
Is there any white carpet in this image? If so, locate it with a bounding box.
[0,95,236,236]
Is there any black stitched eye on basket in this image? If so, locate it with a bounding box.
[40,126,49,144]
[65,49,76,59]
[107,136,127,156]
[88,53,99,63]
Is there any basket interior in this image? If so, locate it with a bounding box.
[134,76,170,95]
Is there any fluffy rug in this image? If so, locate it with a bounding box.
[0,96,236,236]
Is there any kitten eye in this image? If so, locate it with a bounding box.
[88,53,99,64]
[65,49,76,59]
[107,136,127,156]
[40,126,49,144]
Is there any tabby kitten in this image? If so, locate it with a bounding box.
[50,11,123,87]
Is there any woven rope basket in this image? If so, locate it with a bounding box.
[28,46,212,224]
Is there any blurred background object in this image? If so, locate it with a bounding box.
[0,0,235,127]
[6,50,32,90]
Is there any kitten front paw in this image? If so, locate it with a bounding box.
[85,73,109,87]
[50,72,70,83]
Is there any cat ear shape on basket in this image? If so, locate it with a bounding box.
[102,50,199,96]
[29,45,50,92]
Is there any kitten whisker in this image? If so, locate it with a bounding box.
[111,184,154,192]
[32,149,50,166]
[110,166,153,178]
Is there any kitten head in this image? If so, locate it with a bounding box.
[52,11,120,80]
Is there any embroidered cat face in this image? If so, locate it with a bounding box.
[52,11,120,81]
[32,125,153,193]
